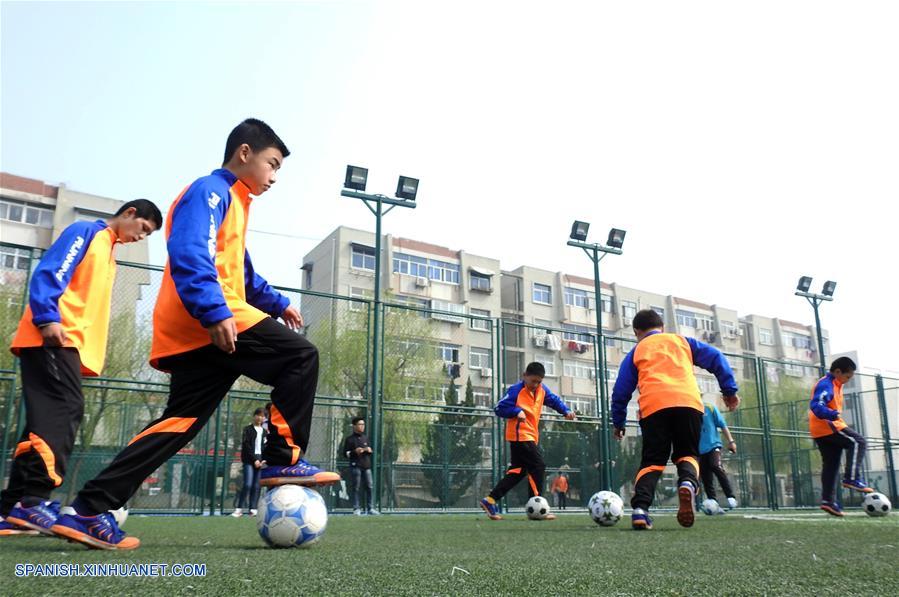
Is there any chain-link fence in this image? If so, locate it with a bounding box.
[0,242,897,515]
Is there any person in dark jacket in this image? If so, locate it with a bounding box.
[232,408,266,517]
[342,417,376,515]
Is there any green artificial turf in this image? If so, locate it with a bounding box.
[2,511,897,596]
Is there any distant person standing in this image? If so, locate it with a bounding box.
[232,408,266,517]
[342,417,376,515]
[550,472,569,510]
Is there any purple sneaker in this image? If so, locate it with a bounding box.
[260,459,340,487]
[50,509,140,550]
[5,501,60,535]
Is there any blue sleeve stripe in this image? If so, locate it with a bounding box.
[28,221,104,326]
[167,178,233,326]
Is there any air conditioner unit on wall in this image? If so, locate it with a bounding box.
[481,368,493,378]
[415,276,429,287]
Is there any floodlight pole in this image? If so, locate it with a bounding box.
[567,239,622,491]
[342,189,415,511]
[795,290,831,376]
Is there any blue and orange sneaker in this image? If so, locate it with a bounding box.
[0,517,39,536]
[260,459,340,487]
[676,481,696,528]
[820,501,844,517]
[631,508,653,530]
[5,501,60,535]
[479,497,502,520]
[841,478,874,493]
[50,508,139,550]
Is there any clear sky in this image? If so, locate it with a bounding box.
[2,1,897,371]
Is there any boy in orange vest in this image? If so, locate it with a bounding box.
[1,201,161,536]
[611,309,739,530]
[52,119,338,550]
[480,362,576,520]
[810,356,872,516]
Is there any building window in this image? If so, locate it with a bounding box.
[473,390,493,409]
[676,309,698,328]
[393,252,460,284]
[696,315,715,331]
[0,200,53,228]
[651,306,665,319]
[759,328,774,346]
[348,286,372,311]
[470,308,491,331]
[621,300,637,322]
[430,299,465,323]
[600,294,613,313]
[469,347,492,370]
[470,271,492,292]
[697,376,718,394]
[782,331,812,350]
[351,245,376,271]
[535,355,556,377]
[563,361,593,379]
[391,295,430,318]
[562,323,593,344]
[721,320,737,337]
[0,246,31,271]
[565,396,595,416]
[438,343,460,364]
[532,283,552,305]
[563,287,593,308]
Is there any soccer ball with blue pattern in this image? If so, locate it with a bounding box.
[257,485,328,548]
[701,498,722,515]
[588,491,624,526]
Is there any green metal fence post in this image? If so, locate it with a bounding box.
[210,403,222,515]
[875,375,898,502]
[756,359,778,509]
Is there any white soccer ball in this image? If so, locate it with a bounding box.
[526,496,551,520]
[588,491,624,527]
[862,492,892,517]
[109,507,128,527]
[257,485,328,548]
[701,499,722,516]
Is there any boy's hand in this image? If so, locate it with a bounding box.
[281,306,304,330]
[723,394,740,411]
[727,440,737,454]
[564,412,576,420]
[613,427,626,440]
[206,317,237,353]
[40,323,67,347]
[516,411,526,420]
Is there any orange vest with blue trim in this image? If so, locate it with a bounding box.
[631,333,704,419]
[150,169,277,368]
[808,373,848,438]
[495,381,571,443]
[10,220,118,376]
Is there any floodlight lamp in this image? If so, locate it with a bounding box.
[797,276,813,293]
[344,165,368,192]
[606,228,627,249]
[822,280,837,297]
[570,221,590,242]
[396,176,419,201]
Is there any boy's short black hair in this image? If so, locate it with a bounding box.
[115,199,163,230]
[632,309,663,332]
[525,362,545,377]
[830,356,857,373]
[352,416,366,426]
[223,118,290,165]
[253,407,264,417]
